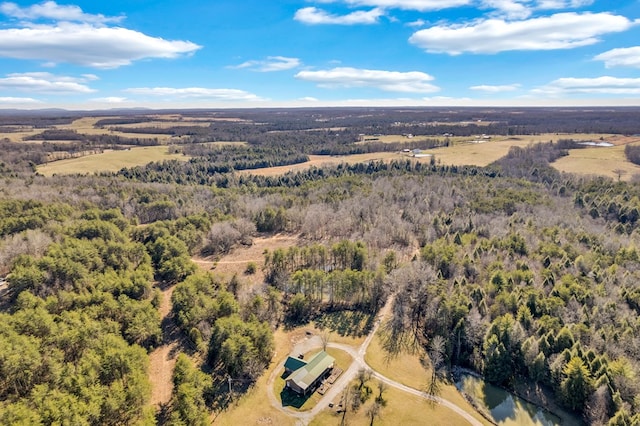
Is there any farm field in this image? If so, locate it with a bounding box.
[241,132,628,177]
[1,116,196,143]
[36,145,189,176]
[414,133,623,167]
[10,116,635,179]
[552,141,640,181]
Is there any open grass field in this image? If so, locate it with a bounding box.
[193,234,299,303]
[112,120,211,129]
[552,140,640,181]
[240,132,635,178]
[310,384,473,426]
[36,145,189,176]
[365,333,489,425]
[58,117,181,141]
[356,134,443,144]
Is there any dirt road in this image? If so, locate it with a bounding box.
[266,296,483,426]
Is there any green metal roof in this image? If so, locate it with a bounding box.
[288,350,335,391]
[284,356,307,372]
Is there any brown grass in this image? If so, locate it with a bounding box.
[57,117,186,142]
[310,385,471,426]
[365,333,489,425]
[356,134,442,144]
[36,145,189,176]
[192,234,299,292]
[113,121,211,129]
[552,141,640,181]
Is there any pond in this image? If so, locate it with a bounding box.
[456,373,582,426]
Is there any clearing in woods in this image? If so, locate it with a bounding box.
[147,282,181,413]
[193,234,299,283]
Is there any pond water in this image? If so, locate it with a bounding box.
[456,374,582,426]
[578,141,614,147]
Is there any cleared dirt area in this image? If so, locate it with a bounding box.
[193,234,300,288]
[148,283,179,409]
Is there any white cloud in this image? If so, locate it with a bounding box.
[299,96,319,101]
[299,0,589,18]
[481,0,594,17]
[481,0,532,19]
[0,72,96,94]
[125,87,263,101]
[409,13,635,55]
[0,23,201,68]
[231,56,301,72]
[533,76,640,96]
[339,0,470,10]
[294,7,384,25]
[594,47,640,69]
[406,19,427,27]
[0,1,123,24]
[536,0,593,9]
[0,2,200,68]
[470,83,521,92]
[295,67,439,93]
[0,96,42,103]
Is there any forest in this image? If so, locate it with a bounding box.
[1,107,640,425]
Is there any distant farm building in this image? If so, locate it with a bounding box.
[284,351,335,396]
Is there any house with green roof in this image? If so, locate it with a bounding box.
[284,350,335,396]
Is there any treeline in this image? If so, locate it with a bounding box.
[119,152,309,185]
[25,129,160,146]
[109,125,212,137]
[625,144,640,166]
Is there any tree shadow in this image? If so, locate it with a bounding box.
[315,309,374,337]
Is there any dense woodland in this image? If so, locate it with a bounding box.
[2,108,640,425]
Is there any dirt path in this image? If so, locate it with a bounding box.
[266,296,483,426]
[148,283,180,411]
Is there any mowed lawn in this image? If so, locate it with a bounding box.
[37,146,189,176]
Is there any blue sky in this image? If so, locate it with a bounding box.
[0,0,639,109]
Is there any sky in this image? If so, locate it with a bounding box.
[0,0,639,109]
